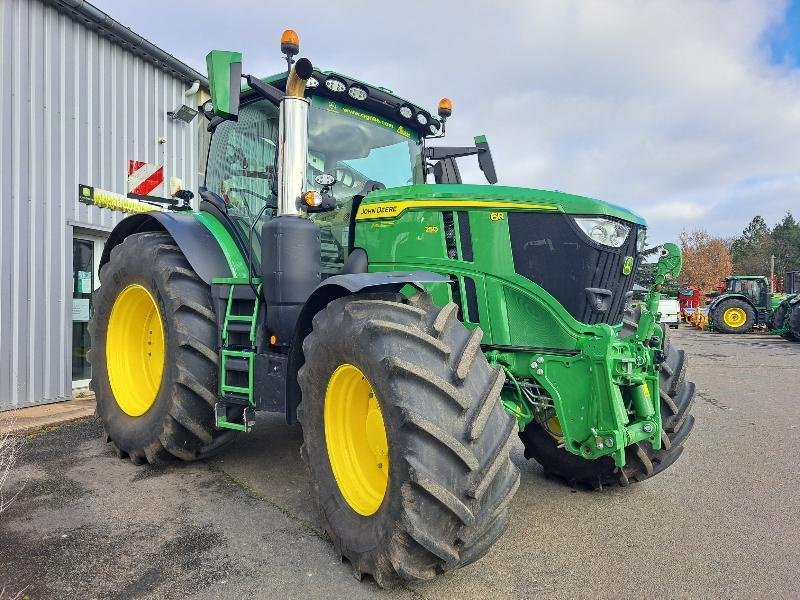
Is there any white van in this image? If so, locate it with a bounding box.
[658,298,681,329]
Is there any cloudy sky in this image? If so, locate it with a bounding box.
[93,0,800,245]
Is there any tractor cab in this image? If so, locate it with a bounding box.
[724,276,770,309]
[201,41,498,280]
[204,93,427,275]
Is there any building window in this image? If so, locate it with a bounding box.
[72,236,104,387]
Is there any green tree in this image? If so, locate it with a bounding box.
[731,215,772,275]
[771,212,800,277]
[635,262,656,288]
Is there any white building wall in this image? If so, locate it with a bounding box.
[0,0,202,409]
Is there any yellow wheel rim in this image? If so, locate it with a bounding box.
[324,364,389,516]
[723,307,747,328]
[543,416,563,441]
[106,284,165,417]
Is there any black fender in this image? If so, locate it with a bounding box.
[99,212,233,284]
[284,271,450,424]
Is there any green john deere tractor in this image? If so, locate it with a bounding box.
[769,271,800,341]
[88,32,696,587]
[708,274,799,338]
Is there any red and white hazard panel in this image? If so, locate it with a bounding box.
[127,160,164,197]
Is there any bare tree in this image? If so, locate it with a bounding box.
[679,229,733,292]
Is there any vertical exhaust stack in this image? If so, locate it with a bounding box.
[262,54,321,345]
[276,58,313,216]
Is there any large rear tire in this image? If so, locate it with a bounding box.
[770,301,793,340]
[711,298,755,334]
[789,301,800,342]
[297,293,519,588]
[518,310,695,488]
[89,232,236,464]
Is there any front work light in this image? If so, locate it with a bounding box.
[348,85,368,101]
[574,217,630,248]
[325,78,346,93]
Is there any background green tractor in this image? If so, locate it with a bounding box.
[769,271,800,340]
[708,274,799,337]
[87,31,696,587]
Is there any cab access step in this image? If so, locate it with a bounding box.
[212,278,288,432]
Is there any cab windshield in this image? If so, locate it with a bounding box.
[306,98,424,273]
[205,98,424,273]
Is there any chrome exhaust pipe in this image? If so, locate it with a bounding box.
[276,58,313,216]
[263,56,320,345]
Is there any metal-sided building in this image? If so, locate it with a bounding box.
[0,0,208,409]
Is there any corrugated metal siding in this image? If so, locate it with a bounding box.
[0,0,201,409]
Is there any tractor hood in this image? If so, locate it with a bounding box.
[358,184,647,227]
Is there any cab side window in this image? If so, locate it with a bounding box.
[206,100,280,249]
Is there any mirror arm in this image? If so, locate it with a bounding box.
[426,139,497,184]
[207,116,226,132]
[425,146,482,161]
[243,74,285,106]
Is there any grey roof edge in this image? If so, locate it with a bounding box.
[44,0,208,87]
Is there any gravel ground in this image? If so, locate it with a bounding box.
[1,326,798,599]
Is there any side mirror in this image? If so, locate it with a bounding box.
[474,135,497,184]
[206,50,242,121]
[425,137,498,185]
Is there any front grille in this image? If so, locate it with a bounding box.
[508,212,641,325]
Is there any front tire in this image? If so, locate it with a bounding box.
[297,293,519,587]
[518,310,695,488]
[89,232,235,464]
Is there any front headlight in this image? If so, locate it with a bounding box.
[573,217,630,248]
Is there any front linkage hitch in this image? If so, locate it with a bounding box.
[494,244,684,467]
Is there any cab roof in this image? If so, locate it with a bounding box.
[242,68,440,139]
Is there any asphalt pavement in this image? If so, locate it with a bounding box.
[1,326,798,599]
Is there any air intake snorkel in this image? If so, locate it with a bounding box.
[277,57,313,216]
[262,42,321,346]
